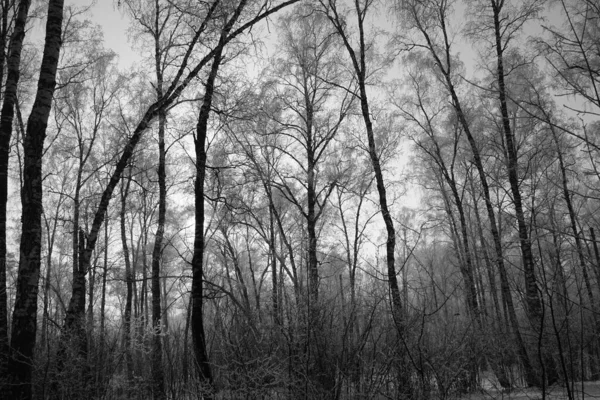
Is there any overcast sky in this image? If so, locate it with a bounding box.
[88,0,138,68]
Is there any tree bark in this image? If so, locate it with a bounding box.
[0,0,31,387]
[191,41,224,397]
[490,0,557,385]
[150,5,168,394]
[269,204,279,325]
[8,0,64,398]
[120,170,134,385]
[590,228,600,290]
[151,91,167,400]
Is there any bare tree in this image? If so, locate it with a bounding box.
[0,0,30,386]
[8,0,65,398]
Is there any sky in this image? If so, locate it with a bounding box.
[87,0,139,68]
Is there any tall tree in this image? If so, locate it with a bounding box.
[323,0,411,395]
[399,0,537,386]
[191,28,226,398]
[474,0,558,384]
[0,0,31,386]
[7,0,65,398]
[122,0,184,395]
[270,6,351,303]
[77,0,301,330]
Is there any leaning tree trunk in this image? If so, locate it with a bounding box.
[7,0,64,398]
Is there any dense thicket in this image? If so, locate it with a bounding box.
[1,0,600,399]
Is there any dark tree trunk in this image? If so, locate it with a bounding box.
[0,0,31,387]
[191,43,224,396]
[151,5,168,384]
[326,2,409,395]
[491,0,557,385]
[120,170,134,384]
[150,106,167,400]
[190,2,256,393]
[269,204,279,325]
[327,0,403,335]
[304,98,319,304]
[411,5,537,385]
[590,228,600,291]
[99,214,108,386]
[7,0,64,398]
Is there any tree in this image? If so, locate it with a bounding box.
[399,0,538,386]
[322,0,411,394]
[465,0,559,385]
[121,0,186,395]
[269,6,352,304]
[0,0,30,386]
[8,0,65,397]
[538,0,600,116]
[57,1,300,395]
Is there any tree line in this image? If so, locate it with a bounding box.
[0,0,599,399]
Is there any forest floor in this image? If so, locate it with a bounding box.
[463,381,600,399]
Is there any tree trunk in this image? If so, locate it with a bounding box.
[269,204,279,325]
[99,214,108,388]
[150,105,167,400]
[0,0,31,387]
[491,0,557,385]
[412,5,538,384]
[327,0,403,337]
[120,170,134,384]
[8,1,64,398]
[306,104,319,304]
[590,228,600,293]
[326,1,409,394]
[56,189,89,394]
[151,11,167,382]
[191,42,225,396]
